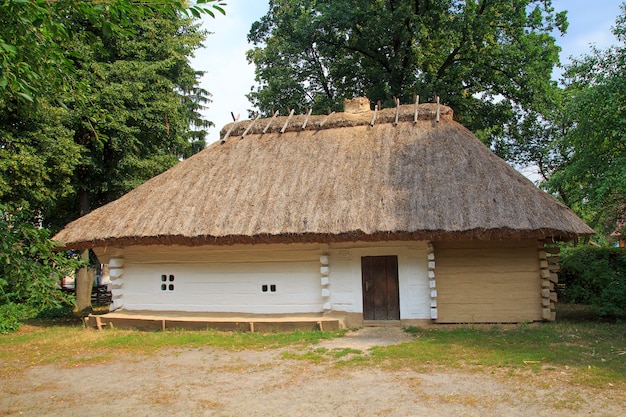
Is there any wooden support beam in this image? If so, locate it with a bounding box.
[319,111,335,128]
[545,247,561,254]
[263,110,279,134]
[394,97,400,125]
[220,113,240,143]
[370,105,378,126]
[302,108,313,130]
[413,94,419,124]
[241,113,261,138]
[281,108,295,133]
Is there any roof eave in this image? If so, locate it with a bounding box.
[55,227,594,251]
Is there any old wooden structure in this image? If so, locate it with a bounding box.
[54,98,593,329]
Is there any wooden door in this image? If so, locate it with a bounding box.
[361,256,400,320]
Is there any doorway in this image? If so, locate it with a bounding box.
[361,255,400,320]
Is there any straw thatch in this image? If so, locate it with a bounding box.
[53,102,594,249]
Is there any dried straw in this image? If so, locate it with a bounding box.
[54,103,594,249]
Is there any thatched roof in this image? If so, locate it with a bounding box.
[54,101,594,249]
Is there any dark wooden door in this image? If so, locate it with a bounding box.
[361,256,400,320]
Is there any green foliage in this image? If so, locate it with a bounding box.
[0,303,33,334]
[0,0,225,108]
[528,5,626,237]
[0,1,221,231]
[247,0,565,148]
[52,6,212,223]
[0,102,81,212]
[559,246,626,317]
[0,205,84,333]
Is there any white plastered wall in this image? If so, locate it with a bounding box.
[325,241,431,320]
[94,241,430,318]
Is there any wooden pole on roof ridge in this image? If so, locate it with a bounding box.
[394,97,400,125]
[263,110,279,134]
[241,113,261,138]
[436,95,440,123]
[281,108,295,133]
[302,108,313,130]
[319,111,335,127]
[414,94,419,124]
[370,104,378,126]
[220,113,240,143]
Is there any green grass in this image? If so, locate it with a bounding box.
[368,322,625,386]
[0,305,624,388]
[0,322,345,377]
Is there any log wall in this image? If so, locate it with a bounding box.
[434,240,543,323]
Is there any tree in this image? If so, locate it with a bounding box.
[48,5,212,229]
[247,0,567,146]
[1,1,225,217]
[55,5,214,314]
[0,0,226,318]
[542,4,626,237]
[0,0,224,106]
[0,205,83,333]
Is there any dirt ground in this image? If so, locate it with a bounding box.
[1,327,624,417]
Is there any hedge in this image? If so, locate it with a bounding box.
[558,246,626,317]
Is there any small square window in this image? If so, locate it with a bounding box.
[161,284,167,291]
[169,275,175,282]
[161,275,167,282]
[262,284,268,292]
[270,284,276,292]
[169,284,175,291]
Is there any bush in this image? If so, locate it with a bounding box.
[0,205,82,332]
[559,246,626,317]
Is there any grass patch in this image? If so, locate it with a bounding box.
[0,323,345,377]
[282,346,363,362]
[360,321,625,387]
[1,305,623,388]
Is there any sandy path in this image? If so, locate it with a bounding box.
[1,328,623,416]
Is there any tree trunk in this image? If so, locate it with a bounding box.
[74,249,93,316]
[74,189,93,316]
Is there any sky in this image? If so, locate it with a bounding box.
[191,1,625,144]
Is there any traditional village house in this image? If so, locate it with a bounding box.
[54,98,594,330]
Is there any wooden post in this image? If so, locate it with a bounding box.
[241,113,261,138]
[370,105,378,126]
[281,108,295,133]
[394,97,400,125]
[413,95,419,124]
[319,111,335,128]
[302,108,313,130]
[263,110,279,134]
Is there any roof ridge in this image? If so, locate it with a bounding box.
[219,102,453,143]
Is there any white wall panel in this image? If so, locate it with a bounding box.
[115,242,430,317]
